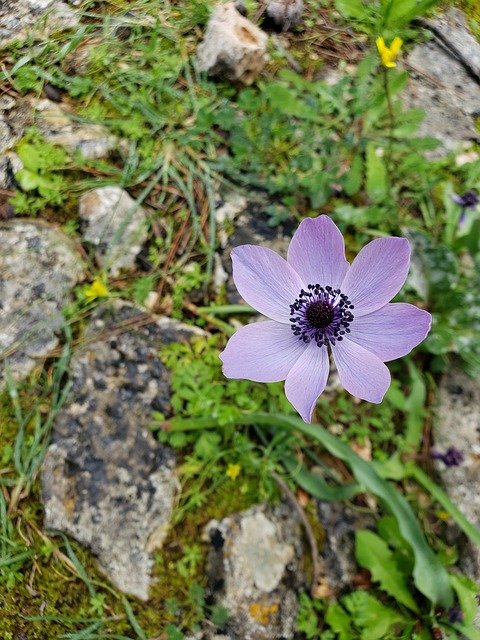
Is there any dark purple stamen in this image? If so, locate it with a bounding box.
[451,190,479,209]
[431,446,464,467]
[289,284,354,348]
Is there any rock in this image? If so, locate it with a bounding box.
[403,11,480,157]
[34,99,117,159]
[0,0,79,49]
[420,8,480,81]
[78,186,148,276]
[197,3,268,85]
[0,220,85,387]
[433,363,480,582]
[220,196,294,304]
[204,502,304,640]
[41,301,205,600]
[264,0,304,31]
[316,501,375,596]
[0,153,22,190]
[0,97,31,155]
[0,97,116,162]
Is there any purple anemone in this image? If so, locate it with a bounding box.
[219,216,432,423]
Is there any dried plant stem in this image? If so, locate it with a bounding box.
[271,471,323,597]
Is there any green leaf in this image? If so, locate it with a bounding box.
[282,454,360,501]
[325,602,353,640]
[382,0,438,28]
[355,530,419,612]
[343,591,404,640]
[450,574,479,626]
[403,361,427,453]
[193,431,221,459]
[335,0,369,20]
[366,143,388,202]
[343,154,364,196]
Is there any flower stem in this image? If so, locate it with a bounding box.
[382,67,395,178]
[406,462,480,547]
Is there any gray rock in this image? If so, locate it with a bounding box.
[197,3,268,85]
[265,0,304,30]
[41,301,205,600]
[204,502,304,640]
[420,8,480,81]
[0,97,116,163]
[0,97,31,155]
[433,363,480,582]
[316,501,375,596]
[403,12,480,156]
[0,0,79,49]
[220,197,294,304]
[78,186,148,276]
[0,153,22,190]
[34,99,117,159]
[0,220,85,387]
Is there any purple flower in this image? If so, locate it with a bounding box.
[431,446,464,467]
[219,216,432,423]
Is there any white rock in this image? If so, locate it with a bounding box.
[79,186,148,276]
[197,2,268,85]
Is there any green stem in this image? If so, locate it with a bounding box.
[406,462,480,547]
[382,67,395,172]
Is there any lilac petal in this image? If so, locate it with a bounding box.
[348,303,432,362]
[332,339,390,403]
[287,215,349,288]
[341,237,410,316]
[232,245,304,323]
[219,321,304,382]
[284,343,329,423]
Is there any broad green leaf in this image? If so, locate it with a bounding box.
[383,0,438,27]
[366,143,388,202]
[355,530,419,612]
[450,574,479,626]
[335,0,369,20]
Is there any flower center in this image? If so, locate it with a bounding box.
[289,284,354,348]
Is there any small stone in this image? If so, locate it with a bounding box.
[264,0,304,31]
[78,186,148,276]
[204,503,304,640]
[434,363,480,583]
[197,3,268,85]
[34,99,117,159]
[0,0,79,50]
[0,220,85,387]
[41,301,205,600]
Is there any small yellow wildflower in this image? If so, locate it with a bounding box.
[84,278,110,301]
[226,463,241,480]
[376,36,403,68]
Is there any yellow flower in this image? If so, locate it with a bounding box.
[84,278,110,301]
[376,36,403,68]
[226,463,241,480]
